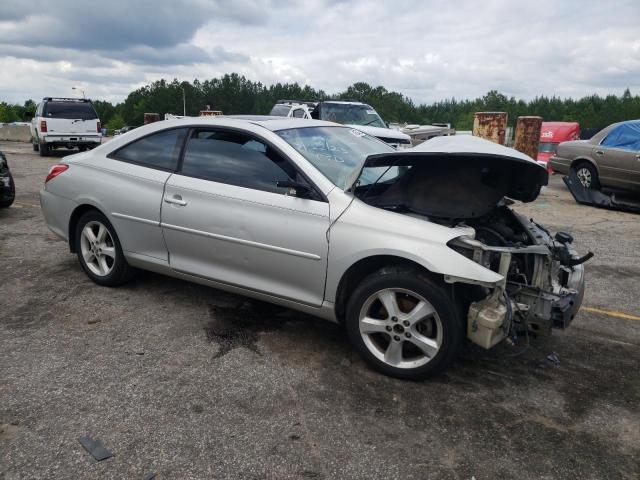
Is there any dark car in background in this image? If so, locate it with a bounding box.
[0,151,15,208]
[549,120,640,193]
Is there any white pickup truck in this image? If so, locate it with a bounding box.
[269,100,412,149]
[31,98,102,156]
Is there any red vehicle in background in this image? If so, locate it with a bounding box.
[537,122,580,171]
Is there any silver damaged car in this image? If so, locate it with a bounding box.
[40,117,589,379]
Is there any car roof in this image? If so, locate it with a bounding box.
[161,115,340,132]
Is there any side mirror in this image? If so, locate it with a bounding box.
[276,180,313,198]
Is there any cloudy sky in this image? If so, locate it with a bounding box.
[1,0,639,105]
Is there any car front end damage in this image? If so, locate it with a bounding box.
[447,211,589,349]
[350,134,592,350]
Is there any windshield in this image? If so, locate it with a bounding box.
[319,103,387,128]
[43,102,98,120]
[276,126,394,189]
[538,142,559,153]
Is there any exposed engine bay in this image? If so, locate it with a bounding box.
[351,137,591,349]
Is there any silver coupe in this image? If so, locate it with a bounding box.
[40,116,588,379]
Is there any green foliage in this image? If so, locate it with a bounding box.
[105,113,125,134]
[0,100,36,122]
[3,76,640,132]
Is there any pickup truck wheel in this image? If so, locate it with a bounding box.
[345,267,463,380]
[78,146,87,152]
[573,162,599,190]
[39,144,49,157]
[74,211,135,286]
[32,142,39,152]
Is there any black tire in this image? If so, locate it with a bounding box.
[572,162,600,190]
[39,144,49,157]
[78,146,87,152]
[345,266,463,380]
[32,141,39,152]
[74,210,135,286]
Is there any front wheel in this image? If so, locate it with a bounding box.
[345,267,463,380]
[74,210,135,286]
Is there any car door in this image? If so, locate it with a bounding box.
[597,123,640,190]
[160,127,330,307]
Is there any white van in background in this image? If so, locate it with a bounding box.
[31,98,102,156]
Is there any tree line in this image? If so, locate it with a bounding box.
[2,74,639,133]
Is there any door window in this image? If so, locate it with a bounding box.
[111,128,188,170]
[292,108,307,118]
[180,129,311,195]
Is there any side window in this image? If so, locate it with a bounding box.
[112,128,187,170]
[601,123,640,152]
[292,108,306,118]
[180,129,309,194]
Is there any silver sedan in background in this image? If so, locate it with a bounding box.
[40,116,588,379]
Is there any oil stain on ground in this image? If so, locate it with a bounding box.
[204,300,309,358]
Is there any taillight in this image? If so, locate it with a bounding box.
[97,121,101,133]
[45,164,69,183]
[40,120,48,133]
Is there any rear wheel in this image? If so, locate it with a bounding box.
[39,144,49,156]
[32,141,39,151]
[345,267,463,380]
[572,162,599,189]
[74,210,135,286]
[78,146,87,152]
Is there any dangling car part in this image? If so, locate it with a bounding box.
[563,169,640,214]
[350,135,590,349]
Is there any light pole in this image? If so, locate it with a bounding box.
[180,85,186,116]
[72,87,85,99]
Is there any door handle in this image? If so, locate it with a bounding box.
[164,195,187,206]
[595,150,604,155]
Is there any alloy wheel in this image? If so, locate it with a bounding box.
[576,167,592,188]
[358,288,442,369]
[80,221,116,277]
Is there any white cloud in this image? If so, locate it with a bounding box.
[0,0,639,104]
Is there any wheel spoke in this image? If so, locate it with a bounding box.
[83,227,97,243]
[378,290,399,319]
[408,331,439,358]
[384,340,403,366]
[101,246,116,258]
[406,301,434,325]
[82,250,94,263]
[97,255,109,275]
[360,317,389,334]
[96,224,107,243]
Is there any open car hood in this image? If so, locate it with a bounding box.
[350,135,549,220]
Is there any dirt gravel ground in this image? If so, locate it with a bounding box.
[1,140,639,480]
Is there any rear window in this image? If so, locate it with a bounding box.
[538,143,559,153]
[112,128,187,170]
[269,105,291,116]
[43,102,98,120]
